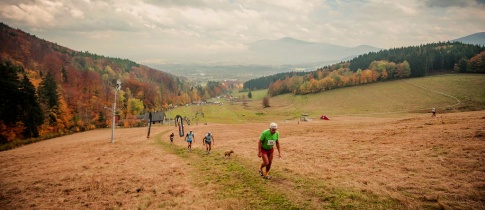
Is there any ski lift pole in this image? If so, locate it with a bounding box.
[111,80,121,143]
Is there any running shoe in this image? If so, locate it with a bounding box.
[259,169,264,176]
[264,175,272,180]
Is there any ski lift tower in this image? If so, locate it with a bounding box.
[106,80,121,143]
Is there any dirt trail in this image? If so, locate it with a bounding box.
[1,111,485,209]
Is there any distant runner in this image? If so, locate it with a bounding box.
[170,132,174,145]
[431,107,436,117]
[185,130,194,152]
[203,132,214,154]
[258,122,281,179]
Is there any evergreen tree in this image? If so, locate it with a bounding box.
[0,62,44,140]
[38,72,60,126]
[61,66,68,83]
[19,75,44,138]
[38,72,60,109]
[0,61,22,126]
[458,58,468,73]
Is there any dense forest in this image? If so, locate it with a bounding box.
[244,42,485,96]
[243,71,308,90]
[0,23,230,143]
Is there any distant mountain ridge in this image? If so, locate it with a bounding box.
[245,37,382,65]
[453,32,485,46]
[144,37,382,82]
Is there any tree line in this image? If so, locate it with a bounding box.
[348,41,485,76]
[243,71,308,91]
[268,60,410,96]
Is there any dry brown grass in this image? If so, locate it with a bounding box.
[1,111,485,209]
[0,128,216,209]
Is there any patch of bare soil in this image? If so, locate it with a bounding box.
[1,111,485,209]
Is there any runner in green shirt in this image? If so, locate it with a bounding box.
[258,122,281,179]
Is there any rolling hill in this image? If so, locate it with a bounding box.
[245,37,382,65]
[168,74,485,124]
[0,23,189,142]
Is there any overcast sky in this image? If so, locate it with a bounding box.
[1,0,484,65]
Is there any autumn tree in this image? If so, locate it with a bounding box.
[268,79,284,96]
[468,51,485,73]
[396,61,411,78]
[262,96,270,108]
[127,98,144,116]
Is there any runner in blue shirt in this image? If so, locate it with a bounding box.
[203,132,215,154]
[185,130,194,152]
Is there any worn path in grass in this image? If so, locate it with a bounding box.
[157,133,403,209]
[1,111,485,209]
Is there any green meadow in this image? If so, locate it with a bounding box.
[167,74,485,122]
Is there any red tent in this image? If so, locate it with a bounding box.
[320,115,329,120]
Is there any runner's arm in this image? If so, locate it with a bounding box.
[276,140,281,158]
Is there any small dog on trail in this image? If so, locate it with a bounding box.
[224,150,234,158]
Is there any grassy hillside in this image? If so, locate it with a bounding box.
[3,74,484,209]
[167,74,485,123]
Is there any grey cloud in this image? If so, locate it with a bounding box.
[143,0,207,8]
[424,0,483,7]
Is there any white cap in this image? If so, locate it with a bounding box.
[269,122,278,129]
